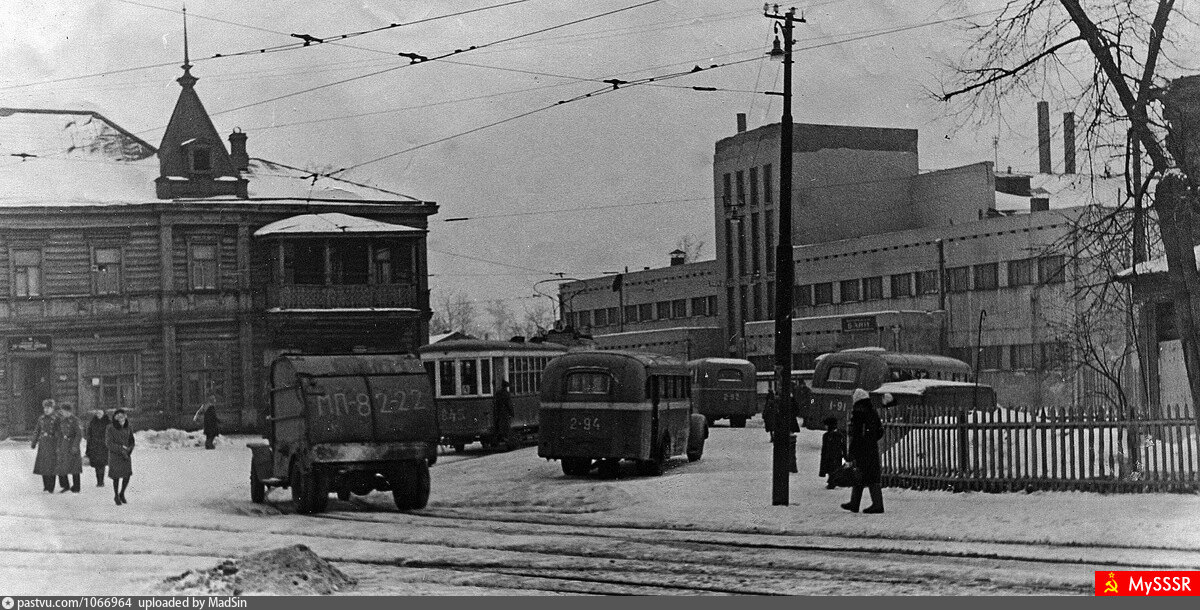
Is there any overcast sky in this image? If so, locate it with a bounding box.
[1,0,1114,322]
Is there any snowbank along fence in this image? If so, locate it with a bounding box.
[878,403,1199,493]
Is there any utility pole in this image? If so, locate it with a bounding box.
[765,4,803,506]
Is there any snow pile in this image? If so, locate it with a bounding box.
[158,544,356,596]
[134,429,228,450]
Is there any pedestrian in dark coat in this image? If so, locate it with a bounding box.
[492,381,514,448]
[85,409,110,487]
[193,399,220,450]
[762,390,777,439]
[31,399,58,493]
[819,416,847,488]
[53,402,82,493]
[106,409,134,505]
[841,388,885,513]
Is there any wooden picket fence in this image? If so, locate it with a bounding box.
[878,403,1199,493]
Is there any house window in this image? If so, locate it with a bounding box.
[373,242,414,284]
[624,304,639,323]
[763,164,773,203]
[182,350,229,412]
[80,353,138,412]
[1009,344,1035,370]
[946,266,970,293]
[862,276,884,301]
[13,249,42,297]
[1008,258,1036,286]
[1039,255,1066,285]
[915,269,940,295]
[281,241,325,285]
[190,147,212,173]
[330,241,369,285]
[840,279,861,302]
[189,243,218,290]
[657,301,672,320]
[672,299,688,319]
[91,247,122,295]
[890,273,912,297]
[691,297,708,317]
[750,167,759,206]
[973,262,999,290]
[813,282,833,305]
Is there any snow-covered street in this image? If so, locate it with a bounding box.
[1,423,1197,595]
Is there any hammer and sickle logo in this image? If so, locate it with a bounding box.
[1104,572,1119,594]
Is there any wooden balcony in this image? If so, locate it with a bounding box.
[265,283,425,310]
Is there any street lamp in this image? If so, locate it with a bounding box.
[765,4,803,507]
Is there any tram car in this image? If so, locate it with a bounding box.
[538,350,708,478]
[687,357,757,427]
[807,348,972,431]
[417,338,567,450]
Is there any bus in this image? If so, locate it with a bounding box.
[417,339,567,450]
[807,348,972,430]
[539,350,707,478]
[755,369,815,418]
[688,358,757,427]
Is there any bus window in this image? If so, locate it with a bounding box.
[717,368,744,381]
[566,371,611,395]
[825,364,858,386]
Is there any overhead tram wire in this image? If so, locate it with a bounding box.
[427,247,558,276]
[440,195,712,222]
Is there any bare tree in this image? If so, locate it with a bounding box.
[484,300,516,340]
[429,290,479,337]
[940,0,1200,428]
[515,300,556,337]
[675,234,706,263]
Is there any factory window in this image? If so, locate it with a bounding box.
[1008,258,1036,286]
[725,219,734,279]
[766,282,775,318]
[915,270,939,295]
[750,167,759,206]
[1040,342,1069,370]
[763,164,773,204]
[607,307,618,326]
[735,170,745,206]
[739,286,748,325]
[92,247,123,295]
[726,287,735,334]
[672,299,687,319]
[750,213,761,273]
[765,211,775,272]
[691,297,709,317]
[12,249,42,297]
[752,284,762,320]
[624,305,639,323]
[1009,344,1035,371]
[578,310,592,328]
[839,279,860,302]
[794,284,812,308]
[890,273,912,297]
[977,346,1003,371]
[722,173,732,207]
[737,221,747,275]
[973,262,999,290]
[1039,255,1066,285]
[657,301,672,320]
[594,308,608,327]
[862,276,883,301]
[813,282,833,305]
[946,266,970,293]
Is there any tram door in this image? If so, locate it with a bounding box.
[11,357,52,433]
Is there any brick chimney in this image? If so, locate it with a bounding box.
[736,113,747,133]
[1037,101,1051,174]
[228,129,249,172]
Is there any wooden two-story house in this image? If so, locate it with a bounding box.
[0,62,436,436]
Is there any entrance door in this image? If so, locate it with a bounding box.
[12,357,52,433]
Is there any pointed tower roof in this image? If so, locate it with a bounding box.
[155,8,247,199]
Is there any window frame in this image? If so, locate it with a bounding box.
[11,247,43,298]
[188,240,219,291]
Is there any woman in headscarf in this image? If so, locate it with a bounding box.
[105,409,135,505]
[841,388,885,514]
[85,409,110,487]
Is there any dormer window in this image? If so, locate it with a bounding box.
[190,146,211,173]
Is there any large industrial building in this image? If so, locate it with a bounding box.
[562,108,1129,410]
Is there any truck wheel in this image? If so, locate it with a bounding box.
[336,489,351,502]
[291,463,328,514]
[730,416,748,428]
[597,458,621,479]
[250,469,266,504]
[391,461,431,511]
[637,436,669,476]
[561,457,592,476]
[687,414,707,462]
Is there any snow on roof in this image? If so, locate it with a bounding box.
[0,108,424,206]
[992,172,1125,213]
[1114,244,1200,280]
[871,379,989,396]
[254,212,423,237]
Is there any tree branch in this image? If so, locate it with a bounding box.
[941,36,1085,102]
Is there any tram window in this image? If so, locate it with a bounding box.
[438,360,457,397]
[480,359,492,395]
[567,372,610,395]
[459,359,478,395]
[717,368,744,382]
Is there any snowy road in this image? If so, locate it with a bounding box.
[1,425,1197,595]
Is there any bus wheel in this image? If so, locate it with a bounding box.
[687,414,707,462]
[597,459,621,479]
[638,436,669,476]
[705,415,716,427]
[561,458,592,476]
[452,443,466,452]
[729,416,747,428]
[250,469,266,504]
